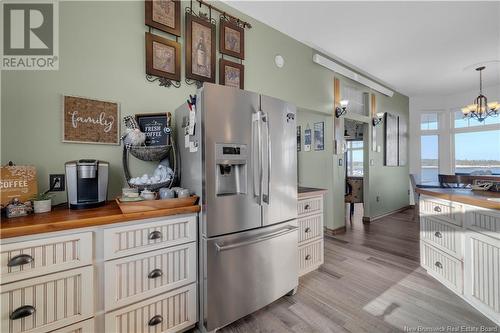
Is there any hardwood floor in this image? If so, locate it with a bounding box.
[216,206,497,333]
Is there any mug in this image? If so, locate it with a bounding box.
[177,189,190,198]
[159,188,175,199]
[140,190,156,200]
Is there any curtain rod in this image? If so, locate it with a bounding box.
[193,0,252,28]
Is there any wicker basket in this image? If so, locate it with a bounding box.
[129,145,171,161]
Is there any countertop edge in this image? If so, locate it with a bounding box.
[416,188,500,210]
[0,205,201,239]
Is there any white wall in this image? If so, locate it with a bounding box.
[409,84,500,179]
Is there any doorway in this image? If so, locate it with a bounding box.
[344,119,368,226]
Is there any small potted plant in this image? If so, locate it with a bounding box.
[32,192,52,214]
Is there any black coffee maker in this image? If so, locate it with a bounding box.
[65,159,109,209]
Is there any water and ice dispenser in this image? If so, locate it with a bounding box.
[215,144,247,196]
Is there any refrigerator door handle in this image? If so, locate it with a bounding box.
[252,111,263,205]
[262,113,271,204]
[215,225,298,252]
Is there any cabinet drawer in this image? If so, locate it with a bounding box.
[1,266,94,333]
[464,231,500,321]
[104,242,197,311]
[103,215,196,260]
[298,239,323,276]
[298,214,323,244]
[420,197,463,226]
[465,206,500,240]
[0,232,93,284]
[105,283,197,333]
[421,241,462,294]
[420,217,462,258]
[49,318,94,333]
[298,196,323,217]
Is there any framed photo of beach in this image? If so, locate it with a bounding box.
[219,59,244,89]
[145,0,181,37]
[146,32,181,81]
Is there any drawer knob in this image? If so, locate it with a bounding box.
[148,315,163,326]
[148,268,163,279]
[433,206,442,212]
[434,231,442,238]
[148,230,162,240]
[435,261,443,269]
[7,254,34,267]
[304,204,311,210]
[305,254,311,260]
[304,227,311,233]
[10,305,35,320]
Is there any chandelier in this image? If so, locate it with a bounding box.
[461,66,499,122]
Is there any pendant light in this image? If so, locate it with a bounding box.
[461,66,499,122]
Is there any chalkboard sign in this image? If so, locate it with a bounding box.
[135,113,171,146]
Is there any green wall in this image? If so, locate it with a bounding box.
[1,1,409,229]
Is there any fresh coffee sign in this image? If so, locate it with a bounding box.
[0,165,37,207]
[136,113,171,146]
[63,95,120,145]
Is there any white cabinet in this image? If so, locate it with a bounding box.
[464,231,500,324]
[420,195,500,326]
[297,191,325,276]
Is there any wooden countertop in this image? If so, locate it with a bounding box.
[298,186,327,198]
[416,188,500,210]
[0,201,200,239]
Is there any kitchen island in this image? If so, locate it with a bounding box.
[415,188,500,325]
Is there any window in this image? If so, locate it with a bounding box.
[454,130,500,175]
[421,135,439,183]
[421,113,438,130]
[454,109,500,128]
[346,141,364,176]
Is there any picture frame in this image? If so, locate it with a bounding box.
[314,122,324,151]
[135,113,171,146]
[384,112,399,166]
[220,19,245,59]
[145,0,181,37]
[219,59,244,89]
[185,13,216,83]
[297,126,301,152]
[145,32,181,82]
[62,95,120,145]
[304,128,312,152]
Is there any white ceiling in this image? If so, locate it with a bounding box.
[225,1,500,97]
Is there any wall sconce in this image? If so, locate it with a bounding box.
[372,112,384,126]
[335,100,349,118]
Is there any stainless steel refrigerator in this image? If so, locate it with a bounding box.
[176,83,298,332]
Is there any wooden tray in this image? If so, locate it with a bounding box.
[116,195,198,214]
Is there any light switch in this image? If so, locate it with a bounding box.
[370,159,374,166]
[338,158,343,166]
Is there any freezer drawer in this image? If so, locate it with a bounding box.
[204,221,298,331]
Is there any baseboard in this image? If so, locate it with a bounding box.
[362,205,412,223]
[324,226,346,236]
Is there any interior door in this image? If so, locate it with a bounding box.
[203,84,262,237]
[260,94,298,226]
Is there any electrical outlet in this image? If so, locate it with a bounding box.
[49,174,65,191]
[376,195,380,202]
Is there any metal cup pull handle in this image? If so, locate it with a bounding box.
[148,315,163,326]
[148,269,163,279]
[10,305,36,320]
[305,254,311,261]
[304,204,310,210]
[304,227,311,233]
[148,230,162,240]
[435,261,443,269]
[8,254,34,267]
[433,206,442,213]
[434,231,442,238]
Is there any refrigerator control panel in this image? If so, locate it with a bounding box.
[216,144,247,163]
[215,143,247,196]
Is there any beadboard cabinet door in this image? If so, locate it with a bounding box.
[464,231,500,325]
[1,267,94,333]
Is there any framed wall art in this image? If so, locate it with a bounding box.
[145,0,181,37]
[135,113,171,146]
[63,95,120,145]
[314,122,325,151]
[297,126,301,152]
[219,59,244,89]
[384,112,399,166]
[304,127,312,152]
[185,13,216,83]
[146,32,181,82]
[398,117,408,166]
[220,19,244,59]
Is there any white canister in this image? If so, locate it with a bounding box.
[33,199,52,214]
